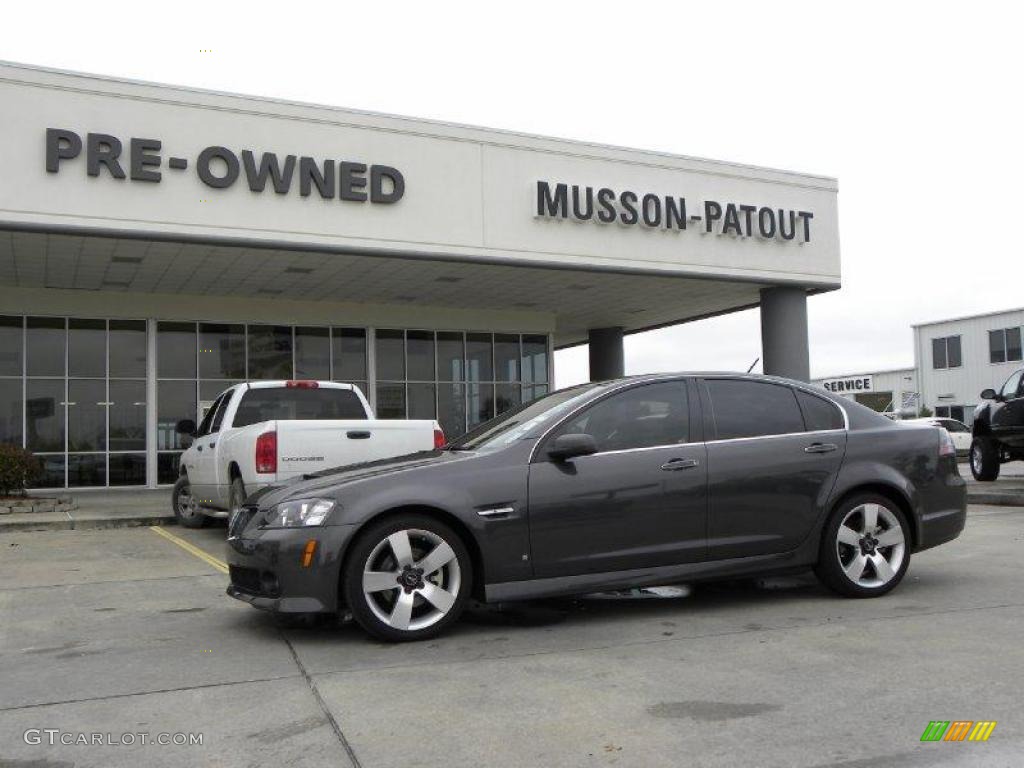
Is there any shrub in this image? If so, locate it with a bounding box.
[0,444,42,496]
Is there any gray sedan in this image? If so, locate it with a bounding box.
[226,373,967,642]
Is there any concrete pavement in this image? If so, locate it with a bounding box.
[0,507,1021,767]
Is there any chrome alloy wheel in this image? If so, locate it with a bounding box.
[361,529,462,632]
[970,443,983,476]
[176,484,199,520]
[836,502,906,588]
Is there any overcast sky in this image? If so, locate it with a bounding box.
[3,2,1020,387]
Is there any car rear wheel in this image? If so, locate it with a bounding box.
[172,476,207,529]
[343,514,472,642]
[815,494,910,598]
[969,437,1000,481]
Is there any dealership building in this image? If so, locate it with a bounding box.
[0,62,840,489]
[815,306,1024,423]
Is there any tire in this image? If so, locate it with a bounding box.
[814,494,910,598]
[969,437,1000,481]
[343,514,473,642]
[228,476,247,517]
[172,476,207,529]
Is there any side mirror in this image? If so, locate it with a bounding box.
[980,388,999,402]
[548,433,598,461]
[175,418,197,436]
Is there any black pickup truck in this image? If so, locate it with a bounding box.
[971,367,1024,480]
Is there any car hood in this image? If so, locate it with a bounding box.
[247,449,473,509]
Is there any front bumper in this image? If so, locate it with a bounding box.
[225,523,357,614]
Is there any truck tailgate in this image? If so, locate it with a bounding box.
[274,419,436,480]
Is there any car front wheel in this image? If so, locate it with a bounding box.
[172,476,207,529]
[969,437,1000,481]
[343,514,472,642]
[815,495,910,598]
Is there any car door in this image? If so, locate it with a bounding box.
[700,378,847,560]
[991,369,1024,446]
[188,392,229,505]
[527,379,707,578]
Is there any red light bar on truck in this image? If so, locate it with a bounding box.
[285,380,319,389]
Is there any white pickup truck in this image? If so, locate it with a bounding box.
[171,380,444,528]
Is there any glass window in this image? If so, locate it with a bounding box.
[796,390,844,431]
[0,316,23,376]
[524,383,549,403]
[67,379,106,451]
[211,393,230,433]
[247,325,293,379]
[1002,371,1023,399]
[158,380,196,450]
[158,322,196,378]
[199,323,245,379]
[109,380,146,451]
[705,379,805,440]
[990,329,1006,364]
[196,393,226,437]
[494,334,520,382]
[332,328,367,381]
[553,381,689,453]
[495,382,521,416]
[437,332,464,382]
[1008,328,1023,362]
[158,452,182,485]
[232,386,366,426]
[68,319,106,378]
[932,337,947,369]
[468,383,495,428]
[200,380,239,403]
[522,336,548,384]
[466,333,493,382]
[68,453,106,487]
[407,383,437,419]
[437,383,466,437]
[34,455,65,488]
[109,320,147,378]
[947,336,962,368]
[375,330,405,382]
[406,331,435,381]
[375,382,406,419]
[27,317,65,377]
[939,418,969,433]
[109,453,146,486]
[26,379,64,451]
[0,379,23,445]
[295,327,330,379]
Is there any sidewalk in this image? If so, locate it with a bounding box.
[0,489,174,532]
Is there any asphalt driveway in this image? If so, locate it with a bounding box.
[0,506,1021,767]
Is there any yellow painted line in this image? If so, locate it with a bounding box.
[150,526,229,574]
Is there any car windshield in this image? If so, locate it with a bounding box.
[446,383,603,451]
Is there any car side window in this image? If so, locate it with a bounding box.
[551,381,689,453]
[1001,371,1023,399]
[940,419,968,433]
[795,390,845,432]
[705,379,805,440]
[195,394,223,438]
[210,393,231,433]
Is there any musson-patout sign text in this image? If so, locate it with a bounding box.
[43,128,405,203]
[535,180,814,243]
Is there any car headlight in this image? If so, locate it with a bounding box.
[262,498,336,528]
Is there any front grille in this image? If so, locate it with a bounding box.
[228,504,257,538]
[229,565,262,594]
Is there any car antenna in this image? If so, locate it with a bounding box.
[746,357,760,373]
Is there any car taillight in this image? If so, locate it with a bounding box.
[938,428,957,458]
[255,430,277,473]
[433,427,446,450]
[285,380,319,389]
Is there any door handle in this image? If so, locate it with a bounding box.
[661,458,699,471]
[347,430,372,439]
[804,443,838,454]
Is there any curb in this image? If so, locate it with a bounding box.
[966,492,1024,508]
[0,514,176,533]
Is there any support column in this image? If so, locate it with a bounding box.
[588,327,625,381]
[759,287,810,381]
[145,319,158,488]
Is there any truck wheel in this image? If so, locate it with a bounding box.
[814,494,910,598]
[343,514,473,642]
[229,477,247,518]
[172,476,207,529]
[969,437,1000,481]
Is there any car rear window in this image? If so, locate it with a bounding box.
[705,379,805,440]
[795,390,845,432]
[232,387,366,427]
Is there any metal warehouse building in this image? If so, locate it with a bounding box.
[0,62,840,489]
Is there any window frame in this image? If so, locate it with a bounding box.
[989,326,1023,365]
[932,334,962,370]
